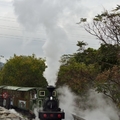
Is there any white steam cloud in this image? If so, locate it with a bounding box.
[13,0,84,85]
[83,90,119,120]
[57,86,78,120]
[43,26,68,85]
[58,86,120,120]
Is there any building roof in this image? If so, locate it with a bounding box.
[2,86,21,90]
[17,87,36,91]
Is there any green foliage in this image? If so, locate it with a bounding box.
[78,5,120,108]
[76,41,87,52]
[58,5,120,107]
[60,54,74,65]
[56,57,97,95]
[0,54,48,87]
[95,66,120,108]
[74,47,98,65]
[97,44,120,71]
[113,5,120,11]
[58,42,120,108]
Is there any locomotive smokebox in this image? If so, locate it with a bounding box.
[47,85,55,96]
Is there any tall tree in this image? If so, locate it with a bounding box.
[0,54,47,87]
[80,5,120,45]
[76,41,87,52]
[78,5,120,108]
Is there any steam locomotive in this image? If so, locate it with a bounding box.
[0,85,65,120]
[39,85,65,120]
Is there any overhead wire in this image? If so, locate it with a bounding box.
[0,16,98,46]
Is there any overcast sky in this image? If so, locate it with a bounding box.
[0,0,119,63]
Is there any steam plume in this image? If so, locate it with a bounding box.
[13,0,81,85]
[58,86,120,120]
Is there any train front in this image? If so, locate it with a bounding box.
[39,85,65,120]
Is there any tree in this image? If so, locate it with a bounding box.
[97,44,120,71]
[76,41,87,52]
[95,66,120,108]
[78,5,120,108]
[57,41,100,95]
[74,46,98,65]
[56,57,97,95]
[0,54,48,87]
[80,5,120,45]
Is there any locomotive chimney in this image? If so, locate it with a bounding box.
[47,85,55,96]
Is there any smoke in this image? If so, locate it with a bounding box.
[58,86,120,120]
[13,0,84,85]
[32,107,40,120]
[57,86,78,120]
[43,27,67,85]
[83,90,119,120]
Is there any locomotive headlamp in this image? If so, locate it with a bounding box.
[50,96,53,100]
